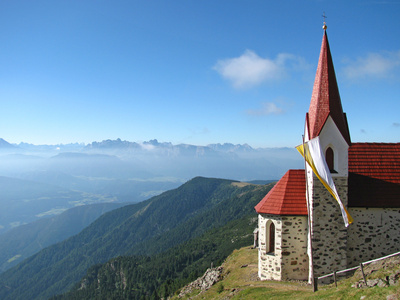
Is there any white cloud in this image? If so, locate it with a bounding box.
[246,102,284,116]
[213,50,306,89]
[343,50,400,80]
[140,143,156,151]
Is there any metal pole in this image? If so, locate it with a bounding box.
[302,135,315,289]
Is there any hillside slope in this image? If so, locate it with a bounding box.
[0,202,128,273]
[175,247,400,300]
[55,215,260,299]
[0,177,272,300]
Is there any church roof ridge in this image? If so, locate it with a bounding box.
[254,169,307,215]
[349,142,400,207]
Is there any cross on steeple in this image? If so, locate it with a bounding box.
[322,12,327,30]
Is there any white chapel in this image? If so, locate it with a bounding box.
[255,25,400,283]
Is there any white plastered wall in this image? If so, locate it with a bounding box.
[317,116,349,177]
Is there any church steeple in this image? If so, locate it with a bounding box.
[306,29,351,145]
[305,25,351,283]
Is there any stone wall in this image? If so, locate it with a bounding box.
[258,214,309,281]
[280,216,309,280]
[258,214,282,280]
[347,207,400,267]
[310,176,348,278]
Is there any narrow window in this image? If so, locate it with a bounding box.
[268,222,275,254]
[325,147,336,173]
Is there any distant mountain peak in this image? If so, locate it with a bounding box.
[143,139,173,147]
[0,138,17,148]
[144,139,159,146]
[85,139,140,149]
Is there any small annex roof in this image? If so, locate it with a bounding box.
[306,30,351,145]
[348,143,400,207]
[255,169,307,215]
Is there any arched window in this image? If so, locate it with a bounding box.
[267,222,275,254]
[325,147,335,173]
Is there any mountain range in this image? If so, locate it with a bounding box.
[0,138,302,180]
[0,137,300,235]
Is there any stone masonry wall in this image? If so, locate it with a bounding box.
[311,176,348,278]
[258,214,282,280]
[258,214,309,281]
[280,216,309,280]
[347,207,400,267]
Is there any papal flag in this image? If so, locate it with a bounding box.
[296,136,353,227]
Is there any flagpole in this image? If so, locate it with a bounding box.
[302,134,314,286]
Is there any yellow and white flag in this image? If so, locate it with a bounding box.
[296,136,353,227]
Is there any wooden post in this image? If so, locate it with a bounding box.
[313,277,318,292]
[333,271,337,287]
[360,263,367,286]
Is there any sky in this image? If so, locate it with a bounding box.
[0,1,399,148]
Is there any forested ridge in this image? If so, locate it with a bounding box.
[54,216,257,300]
[0,177,274,300]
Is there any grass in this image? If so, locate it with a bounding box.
[174,246,400,299]
[7,255,21,263]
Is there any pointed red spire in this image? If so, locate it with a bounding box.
[307,30,351,145]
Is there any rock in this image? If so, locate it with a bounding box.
[377,279,388,288]
[389,271,400,286]
[178,266,223,298]
[366,279,379,287]
[352,280,369,288]
[353,269,399,289]
[387,294,398,300]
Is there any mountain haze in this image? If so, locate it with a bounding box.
[0,176,120,234]
[0,138,300,235]
[1,138,302,182]
[0,202,128,273]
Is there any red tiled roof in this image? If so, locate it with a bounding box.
[348,143,400,207]
[255,169,307,215]
[307,31,351,145]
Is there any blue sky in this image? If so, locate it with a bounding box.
[0,1,399,147]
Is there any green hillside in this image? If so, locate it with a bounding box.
[172,247,400,300]
[0,177,273,300]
